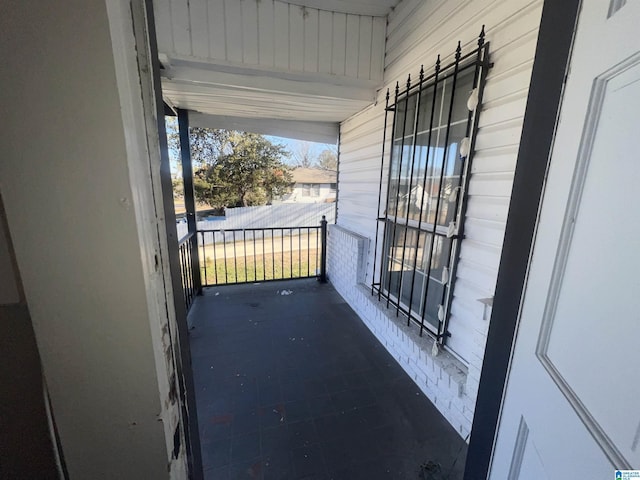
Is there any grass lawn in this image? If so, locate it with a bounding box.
[201,247,320,285]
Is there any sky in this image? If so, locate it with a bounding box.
[265,135,336,166]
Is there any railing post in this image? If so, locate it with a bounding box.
[178,108,202,295]
[319,215,328,283]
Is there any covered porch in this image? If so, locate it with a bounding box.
[3,0,624,477]
[161,0,534,478]
[189,279,466,479]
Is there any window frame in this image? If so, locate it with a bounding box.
[371,31,490,345]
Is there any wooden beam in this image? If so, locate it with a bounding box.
[161,79,372,123]
[162,59,379,103]
[189,112,339,144]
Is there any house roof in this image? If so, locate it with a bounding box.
[292,168,337,184]
[154,0,402,143]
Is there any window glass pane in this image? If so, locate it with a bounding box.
[382,223,412,299]
[388,139,416,220]
[417,121,467,226]
[426,235,451,280]
[417,82,441,134]
[421,127,446,225]
[382,222,403,297]
[395,94,417,138]
[416,233,449,275]
[402,132,427,223]
[397,228,420,309]
[417,235,451,328]
[438,69,474,127]
[387,140,402,215]
[394,101,405,138]
[402,227,419,270]
[451,67,475,124]
[404,94,417,137]
[409,270,426,315]
[423,279,445,328]
[409,133,437,223]
[395,141,414,220]
[389,223,405,263]
[437,122,467,226]
[413,235,452,327]
[417,231,433,273]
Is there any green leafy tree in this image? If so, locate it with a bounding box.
[190,131,292,207]
[166,118,232,168]
[166,118,293,207]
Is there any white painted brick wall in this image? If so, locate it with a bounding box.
[327,224,482,439]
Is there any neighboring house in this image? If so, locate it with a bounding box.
[281,168,336,203]
[1,0,637,479]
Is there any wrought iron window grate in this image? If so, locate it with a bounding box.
[371,27,491,344]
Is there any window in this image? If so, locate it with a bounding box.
[372,30,489,342]
[302,183,320,197]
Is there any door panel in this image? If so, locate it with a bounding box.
[540,59,640,466]
[490,0,640,478]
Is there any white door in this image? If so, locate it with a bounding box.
[489,1,640,479]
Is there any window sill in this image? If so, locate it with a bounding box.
[355,283,468,397]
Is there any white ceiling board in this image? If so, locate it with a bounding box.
[153,0,388,81]
[189,113,339,144]
[154,0,389,131]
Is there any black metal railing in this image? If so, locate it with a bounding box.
[372,27,490,343]
[196,216,328,286]
[178,232,198,311]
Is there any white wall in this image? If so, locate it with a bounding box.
[339,0,543,360]
[283,184,337,203]
[0,0,170,477]
[335,0,544,431]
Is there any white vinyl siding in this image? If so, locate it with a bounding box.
[337,0,544,362]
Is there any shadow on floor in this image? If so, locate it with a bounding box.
[188,279,467,479]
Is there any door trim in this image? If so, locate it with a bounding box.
[105,0,204,477]
[463,1,581,478]
[143,0,205,477]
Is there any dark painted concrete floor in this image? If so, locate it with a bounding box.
[188,279,467,479]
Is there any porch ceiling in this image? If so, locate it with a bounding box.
[153,0,399,142]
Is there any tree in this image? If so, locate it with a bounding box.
[293,141,315,168]
[317,148,338,171]
[166,117,232,168]
[191,132,293,208]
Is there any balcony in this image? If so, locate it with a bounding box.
[188,279,467,479]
